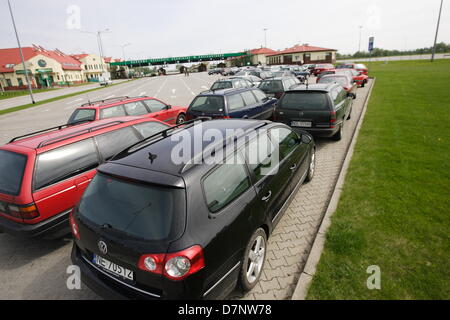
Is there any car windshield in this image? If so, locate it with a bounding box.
[68,109,96,125]
[78,173,186,241]
[211,81,233,90]
[319,76,348,86]
[258,80,283,93]
[189,95,225,113]
[280,92,329,110]
[0,150,27,196]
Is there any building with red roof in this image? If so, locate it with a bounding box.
[0,45,84,90]
[266,44,337,65]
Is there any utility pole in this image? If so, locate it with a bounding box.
[358,25,363,53]
[431,0,444,62]
[116,43,131,61]
[263,28,268,48]
[7,0,35,103]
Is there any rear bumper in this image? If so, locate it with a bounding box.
[0,209,71,238]
[292,126,339,137]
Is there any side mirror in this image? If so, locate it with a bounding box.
[301,133,312,144]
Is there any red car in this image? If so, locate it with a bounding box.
[0,117,170,238]
[318,74,357,98]
[313,64,335,76]
[67,96,187,126]
[335,69,369,87]
[336,63,368,76]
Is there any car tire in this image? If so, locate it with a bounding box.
[332,123,343,141]
[238,228,267,292]
[304,147,316,183]
[176,113,186,124]
[361,80,366,87]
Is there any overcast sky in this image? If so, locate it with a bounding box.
[1,0,449,60]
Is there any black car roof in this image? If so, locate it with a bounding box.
[197,87,255,96]
[103,119,271,179]
[287,83,338,92]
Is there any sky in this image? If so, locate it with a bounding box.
[1,0,449,60]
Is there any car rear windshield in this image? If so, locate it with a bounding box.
[258,80,283,93]
[68,109,96,125]
[319,76,348,86]
[211,81,232,90]
[189,95,225,114]
[0,150,27,196]
[78,173,186,241]
[279,92,330,110]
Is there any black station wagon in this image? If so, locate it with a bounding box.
[274,83,353,141]
[186,88,277,121]
[71,118,316,299]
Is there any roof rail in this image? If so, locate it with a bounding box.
[9,120,89,143]
[80,96,131,107]
[37,120,124,148]
[110,117,211,160]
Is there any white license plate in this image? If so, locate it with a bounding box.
[266,93,275,98]
[291,121,312,127]
[93,254,134,280]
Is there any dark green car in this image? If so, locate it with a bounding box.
[274,83,353,141]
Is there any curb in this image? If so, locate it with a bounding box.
[291,78,377,300]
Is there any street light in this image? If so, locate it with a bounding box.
[7,0,35,104]
[431,0,444,62]
[263,28,268,47]
[79,28,111,58]
[115,43,131,61]
[358,25,363,53]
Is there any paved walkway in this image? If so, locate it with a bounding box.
[231,80,374,300]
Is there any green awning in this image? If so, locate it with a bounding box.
[15,69,32,75]
[36,68,53,73]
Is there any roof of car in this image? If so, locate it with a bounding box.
[5,116,151,150]
[76,96,154,110]
[288,83,339,92]
[197,87,255,96]
[103,119,271,178]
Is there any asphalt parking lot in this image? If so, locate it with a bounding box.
[0,72,372,299]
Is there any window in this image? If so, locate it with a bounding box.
[241,90,257,105]
[100,105,126,119]
[34,139,99,190]
[203,153,251,213]
[243,133,276,183]
[270,127,300,160]
[211,81,232,90]
[6,79,12,87]
[334,88,347,107]
[95,127,140,161]
[17,78,23,86]
[253,89,267,102]
[0,150,27,196]
[189,96,225,113]
[279,92,329,110]
[124,101,149,116]
[68,109,96,124]
[133,122,169,138]
[144,99,167,112]
[227,94,245,110]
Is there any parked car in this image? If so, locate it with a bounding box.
[186,88,277,120]
[317,74,357,98]
[335,69,369,87]
[208,68,223,75]
[315,70,336,81]
[70,118,316,299]
[274,83,352,140]
[302,64,316,73]
[230,75,262,87]
[0,117,170,238]
[271,70,295,78]
[67,96,187,126]
[312,64,335,76]
[257,76,300,99]
[210,78,253,91]
[336,63,368,76]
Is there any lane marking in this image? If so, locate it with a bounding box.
[180,77,196,96]
[154,77,168,98]
[139,91,146,96]
[65,97,83,105]
[201,85,209,90]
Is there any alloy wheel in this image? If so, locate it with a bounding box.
[246,235,266,284]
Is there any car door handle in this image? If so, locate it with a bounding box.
[261,191,272,202]
[290,164,297,171]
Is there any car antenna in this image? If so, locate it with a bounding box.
[148,152,157,164]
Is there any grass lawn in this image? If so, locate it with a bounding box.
[307,59,450,299]
[0,87,58,100]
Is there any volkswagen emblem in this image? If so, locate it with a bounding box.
[98,240,108,255]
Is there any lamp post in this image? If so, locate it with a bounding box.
[7,0,35,103]
[431,0,444,62]
[358,25,363,53]
[116,43,131,61]
[263,28,268,47]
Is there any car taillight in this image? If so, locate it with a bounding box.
[8,203,40,220]
[330,110,336,128]
[69,210,80,240]
[138,245,205,281]
[217,115,230,119]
